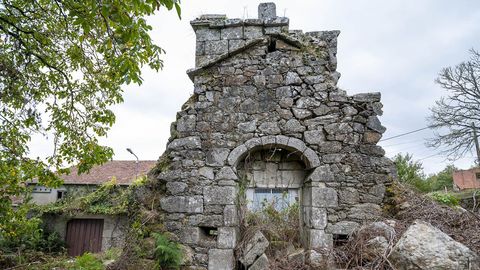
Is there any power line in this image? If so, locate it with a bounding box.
[381,139,425,148]
[379,126,432,142]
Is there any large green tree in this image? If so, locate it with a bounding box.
[0,0,180,245]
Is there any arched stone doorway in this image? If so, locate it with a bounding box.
[228,136,332,255]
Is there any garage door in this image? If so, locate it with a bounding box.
[66,219,104,256]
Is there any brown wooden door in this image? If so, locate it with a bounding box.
[66,219,104,256]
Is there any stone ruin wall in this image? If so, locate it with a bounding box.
[153,3,395,269]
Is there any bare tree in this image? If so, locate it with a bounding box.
[427,49,480,162]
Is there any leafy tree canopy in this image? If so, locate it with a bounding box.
[426,164,456,191]
[0,0,180,243]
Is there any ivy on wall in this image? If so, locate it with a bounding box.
[35,177,146,217]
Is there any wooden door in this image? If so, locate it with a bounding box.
[66,219,104,256]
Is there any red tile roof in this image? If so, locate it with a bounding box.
[60,160,157,185]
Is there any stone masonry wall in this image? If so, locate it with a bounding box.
[153,3,395,269]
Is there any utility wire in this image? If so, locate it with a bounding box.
[381,139,426,148]
[379,126,432,142]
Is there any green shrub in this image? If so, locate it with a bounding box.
[74,253,104,270]
[152,233,183,269]
[428,191,460,206]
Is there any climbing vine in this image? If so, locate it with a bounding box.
[36,177,147,217]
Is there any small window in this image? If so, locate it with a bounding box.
[267,39,277,52]
[476,173,480,181]
[249,188,298,211]
[57,190,66,200]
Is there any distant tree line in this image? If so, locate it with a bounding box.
[393,153,457,193]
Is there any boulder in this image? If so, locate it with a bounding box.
[249,254,269,270]
[287,248,305,265]
[240,231,269,267]
[359,221,395,261]
[389,220,480,270]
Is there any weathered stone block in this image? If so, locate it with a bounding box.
[295,97,321,109]
[258,2,276,20]
[188,215,223,227]
[217,227,239,249]
[275,86,292,98]
[167,136,202,150]
[308,229,333,249]
[160,196,203,213]
[245,26,263,39]
[166,182,188,195]
[238,120,256,133]
[208,249,234,270]
[240,231,269,267]
[258,122,281,135]
[302,148,320,168]
[312,187,338,207]
[249,254,269,270]
[292,108,312,119]
[244,137,262,150]
[286,137,307,152]
[195,28,221,41]
[206,148,230,166]
[196,41,205,55]
[352,92,381,103]
[221,27,243,39]
[304,130,325,144]
[227,144,247,166]
[366,116,386,133]
[199,167,215,180]
[228,39,245,52]
[338,187,359,204]
[304,206,327,229]
[204,186,236,205]
[223,205,238,226]
[307,165,334,182]
[348,203,382,221]
[178,227,201,244]
[286,71,302,85]
[363,131,382,144]
[205,40,228,55]
[216,167,238,180]
[326,221,359,235]
[284,119,305,133]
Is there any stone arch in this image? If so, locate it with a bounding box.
[227,135,320,170]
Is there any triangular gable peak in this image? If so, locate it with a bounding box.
[188,3,340,81]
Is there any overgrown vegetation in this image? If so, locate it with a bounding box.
[152,233,183,269]
[428,191,460,206]
[0,202,65,268]
[239,201,305,270]
[74,253,104,270]
[386,181,480,254]
[36,177,145,216]
[0,178,146,269]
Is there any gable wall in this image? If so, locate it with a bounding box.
[153,4,395,269]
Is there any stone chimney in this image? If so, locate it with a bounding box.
[258,2,276,20]
[190,2,289,67]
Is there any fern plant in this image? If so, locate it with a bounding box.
[152,233,183,269]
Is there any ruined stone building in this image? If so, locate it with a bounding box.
[155,3,394,269]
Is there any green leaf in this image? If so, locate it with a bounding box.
[175,2,182,19]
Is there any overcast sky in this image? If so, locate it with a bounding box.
[30,0,480,174]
